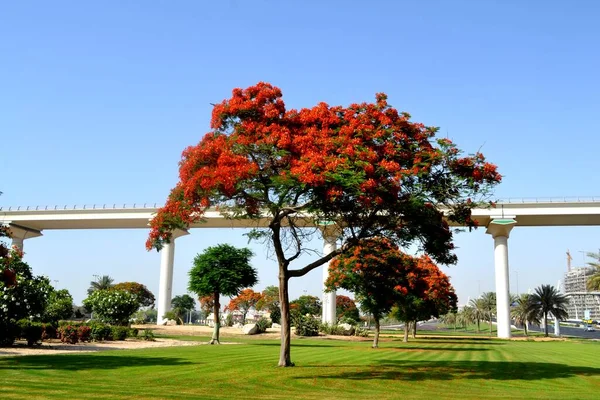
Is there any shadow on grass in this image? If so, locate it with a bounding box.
[293,360,600,381]
[388,346,490,352]
[249,342,345,348]
[388,339,506,346]
[0,354,194,371]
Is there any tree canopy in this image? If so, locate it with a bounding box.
[225,288,262,324]
[147,83,501,365]
[188,244,257,344]
[113,282,156,308]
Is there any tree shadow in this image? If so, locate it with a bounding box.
[0,354,194,371]
[249,342,345,348]
[388,346,490,352]
[292,360,600,381]
[389,339,506,346]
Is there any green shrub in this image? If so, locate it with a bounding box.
[294,315,320,336]
[17,319,43,346]
[128,328,139,338]
[89,322,112,341]
[83,289,140,325]
[225,313,234,327]
[77,325,92,342]
[269,305,281,325]
[111,326,129,341]
[142,329,155,341]
[319,323,344,335]
[41,323,57,340]
[0,322,20,346]
[255,317,272,333]
[58,325,79,344]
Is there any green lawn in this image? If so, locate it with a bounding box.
[1,335,599,399]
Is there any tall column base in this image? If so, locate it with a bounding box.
[156,230,189,325]
[486,218,516,340]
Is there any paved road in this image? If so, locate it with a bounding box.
[527,324,600,339]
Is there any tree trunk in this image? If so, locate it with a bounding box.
[412,320,417,339]
[544,312,549,337]
[278,271,293,367]
[403,321,409,343]
[242,310,247,325]
[524,322,528,336]
[210,292,220,344]
[488,314,493,337]
[476,318,480,333]
[372,316,380,348]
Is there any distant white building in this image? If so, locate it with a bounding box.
[563,267,600,320]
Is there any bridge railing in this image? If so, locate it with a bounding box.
[3,197,600,212]
[0,203,161,211]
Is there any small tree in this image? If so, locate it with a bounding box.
[226,288,262,324]
[256,286,280,324]
[336,295,360,322]
[511,294,539,336]
[171,294,196,323]
[188,244,257,344]
[113,282,156,308]
[290,295,321,317]
[530,284,569,337]
[199,295,214,321]
[83,289,140,325]
[0,248,52,345]
[392,254,457,342]
[43,289,74,323]
[326,238,414,348]
[480,292,496,336]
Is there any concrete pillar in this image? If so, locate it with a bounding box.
[554,316,561,336]
[5,223,42,252]
[486,218,517,339]
[11,237,24,251]
[320,225,338,324]
[157,230,189,325]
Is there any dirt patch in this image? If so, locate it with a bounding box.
[0,337,241,357]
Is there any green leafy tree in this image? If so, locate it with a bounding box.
[511,294,540,336]
[0,248,52,344]
[43,289,74,323]
[83,289,141,325]
[530,285,569,337]
[171,294,196,323]
[87,275,114,295]
[147,83,501,366]
[113,282,155,308]
[290,295,321,317]
[188,244,258,344]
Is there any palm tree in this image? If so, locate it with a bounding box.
[87,275,114,295]
[586,252,600,291]
[458,306,475,330]
[469,298,486,333]
[480,292,496,336]
[511,294,540,336]
[530,284,569,337]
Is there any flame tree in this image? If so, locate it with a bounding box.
[225,288,263,324]
[147,83,501,366]
[325,238,416,348]
[391,255,457,342]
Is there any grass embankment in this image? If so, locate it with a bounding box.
[0,335,598,399]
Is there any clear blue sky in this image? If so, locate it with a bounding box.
[2,1,600,307]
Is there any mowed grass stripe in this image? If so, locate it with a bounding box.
[1,337,599,399]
